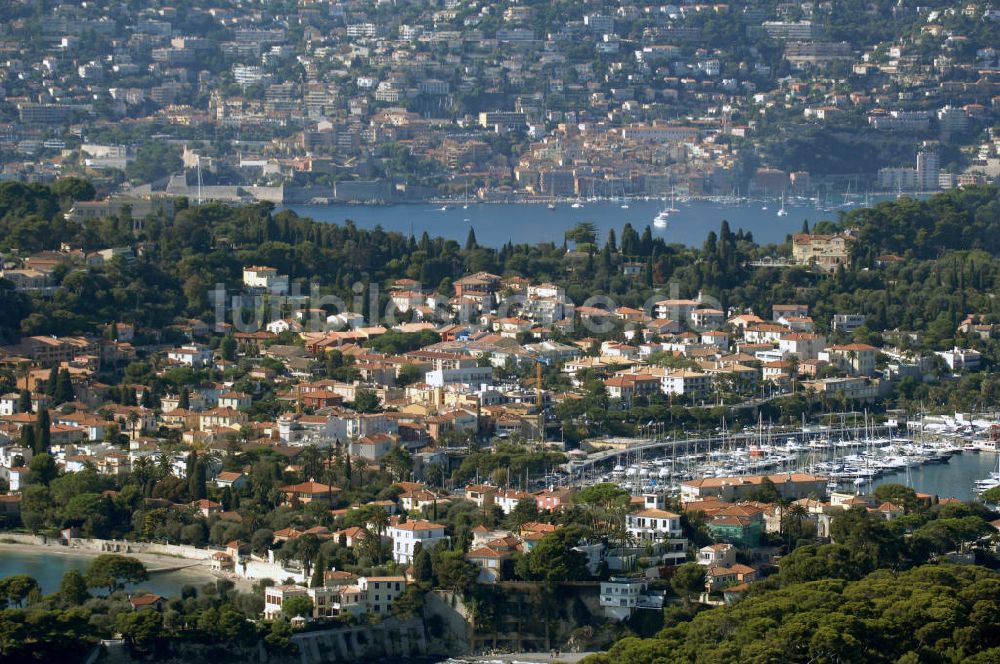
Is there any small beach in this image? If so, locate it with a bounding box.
[0,539,246,595]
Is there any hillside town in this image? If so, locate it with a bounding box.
[2,0,999,204]
[1,228,998,648]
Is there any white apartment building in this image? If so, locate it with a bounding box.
[388,520,448,564]
[425,366,493,387]
[660,370,711,398]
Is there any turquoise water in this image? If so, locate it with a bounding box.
[285,198,855,248]
[871,451,999,502]
[0,548,215,596]
[0,454,992,594]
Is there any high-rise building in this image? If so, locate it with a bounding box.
[916,151,940,191]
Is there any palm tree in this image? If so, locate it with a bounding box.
[786,354,800,393]
[368,508,391,563]
[126,411,140,441]
[781,504,809,551]
[845,348,859,374]
[359,526,382,564]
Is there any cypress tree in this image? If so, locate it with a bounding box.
[54,369,74,404]
[45,366,59,397]
[17,390,31,413]
[310,552,327,588]
[178,388,190,410]
[20,425,36,452]
[34,408,50,454]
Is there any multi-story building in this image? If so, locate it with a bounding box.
[681,473,828,502]
[242,266,289,295]
[387,519,448,564]
[600,577,665,620]
[625,508,683,542]
[358,576,406,615]
[819,343,878,376]
[791,233,852,271]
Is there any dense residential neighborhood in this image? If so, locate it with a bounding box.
[0,0,999,656]
[1,0,998,202]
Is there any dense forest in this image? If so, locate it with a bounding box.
[584,564,1000,664]
[2,181,1000,344]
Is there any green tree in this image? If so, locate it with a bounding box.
[873,483,920,513]
[310,552,327,588]
[116,611,163,652]
[28,452,58,485]
[85,554,148,593]
[0,575,39,607]
[515,527,590,589]
[352,389,382,413]
[58,569,90,606]
[34,407,50,454]
[391,586,425,619]
[52,177,96,203]
[670,562,706,605]
[126,142,182,183]
[53,368,74,404]
[980,485,1000,503]
[44,366,58,397]
[281,595,314,619]
[17,389,31,413]
[434,550,478,596]
[413,546,433,584]
[220,335,237,361]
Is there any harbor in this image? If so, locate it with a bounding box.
[560,415,1000,502]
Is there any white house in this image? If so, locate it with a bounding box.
[698,543,737,567]
[166,344,214,368]
[778,333,826,360]
[600,577,665,620]
[243,266,289,295]
[388,519,448,564]
[0,393,20,416]
[935,347,982,372]
[626,508,683,542]
[217,391,252,410]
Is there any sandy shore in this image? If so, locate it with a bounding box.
[0,539,209,570]
[0,539,261,591]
